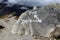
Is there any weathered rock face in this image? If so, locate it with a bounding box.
[0,4,60,40]
[11,6,60,40]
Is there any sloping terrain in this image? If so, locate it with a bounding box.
[0,4,60,40]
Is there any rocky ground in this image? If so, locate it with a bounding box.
[0,15,42,40]
[0,4,60,40]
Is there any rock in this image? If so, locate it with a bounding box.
[11,6,60,40]
[52,27,60,38]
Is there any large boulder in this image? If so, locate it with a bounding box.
[11,6,60,40]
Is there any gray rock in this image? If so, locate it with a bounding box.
[11,6,60,40]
